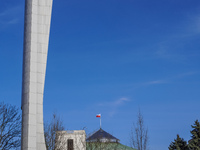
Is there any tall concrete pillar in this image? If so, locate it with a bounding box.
[21,0,53,149]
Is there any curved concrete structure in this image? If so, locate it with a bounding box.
[21,0,53,149]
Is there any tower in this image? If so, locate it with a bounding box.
[21,0,53,149]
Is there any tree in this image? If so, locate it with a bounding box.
[168,134,188,150]
[130,110,148,150]
[44,112,65,150]
[87,138,120,150]
[0,102,21,149]
[86,141,131,150]
[188,120,200,150]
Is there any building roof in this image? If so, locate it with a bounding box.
[86,128,136,150]
[86,128,119,143]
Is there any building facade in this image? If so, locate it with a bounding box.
[56,130,86,150]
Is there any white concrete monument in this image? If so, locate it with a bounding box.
[21,0,53,149]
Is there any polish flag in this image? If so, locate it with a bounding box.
[96,114,101,118]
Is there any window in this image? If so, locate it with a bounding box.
[67,139,73,150]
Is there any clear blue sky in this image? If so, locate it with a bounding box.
[1,0,200,149]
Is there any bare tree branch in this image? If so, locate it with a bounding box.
[44,112,65,150]
[0,102,21,150]
[130,110,148,150]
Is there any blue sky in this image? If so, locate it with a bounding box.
[1,0,200,149]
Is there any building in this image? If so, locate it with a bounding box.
[86,128,119,143]
[56,128,136,150]
[56,130,86,150]
[86,128,136,150]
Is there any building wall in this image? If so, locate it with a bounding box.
[56,130,86,150]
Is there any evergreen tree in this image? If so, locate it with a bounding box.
[168,134,188,150]
[188,120,200,150]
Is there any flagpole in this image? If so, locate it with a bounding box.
[100,116,101,129]
[96,114,101,129]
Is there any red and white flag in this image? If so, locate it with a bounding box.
[96,114,101,118]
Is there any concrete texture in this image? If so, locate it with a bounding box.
[56,130,86,150]
[21,0,53,149]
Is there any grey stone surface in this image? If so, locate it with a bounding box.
[56,130,86,150]
[21,0,53,149]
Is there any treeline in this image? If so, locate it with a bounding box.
[0,102,149,150]
[2,101,199,150]
[169,120,200,150]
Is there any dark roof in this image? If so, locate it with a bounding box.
[86,128,119,142]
